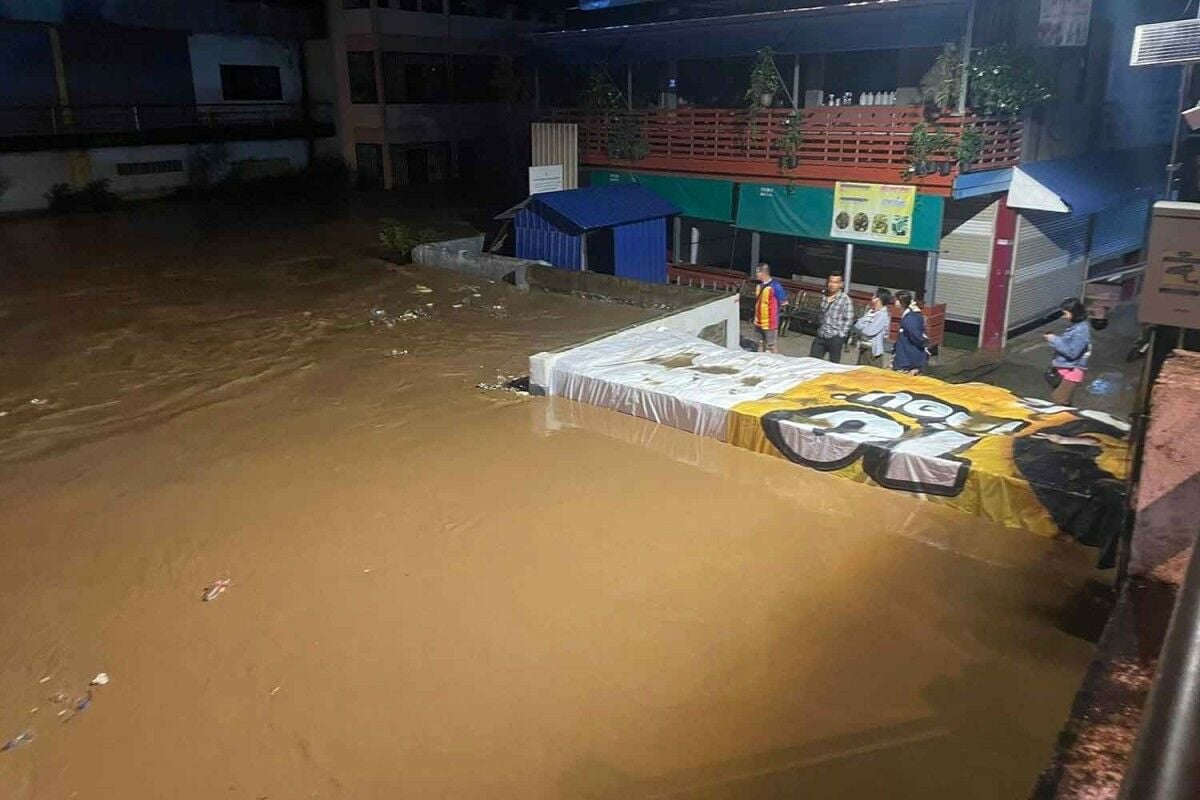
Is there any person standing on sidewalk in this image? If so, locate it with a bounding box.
[810,274,854,363]
[1044,298,1091,406]
[753,262,787,354]
[853,288,893,368]
[892,290,929,375]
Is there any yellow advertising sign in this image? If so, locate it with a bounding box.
[830,182,917,245]
[727,369,1129,560]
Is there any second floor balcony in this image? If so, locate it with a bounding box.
[546,105,1023,193]
[0,103,336,152]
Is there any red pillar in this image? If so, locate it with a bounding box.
[980,194,1018,353]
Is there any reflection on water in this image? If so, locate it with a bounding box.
[0,203,1099,799]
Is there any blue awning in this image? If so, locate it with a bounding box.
[528,185,680,232]
[1005,148,1167,215]
[527,0,969,64]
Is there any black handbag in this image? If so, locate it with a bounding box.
[1044,366,1062,389]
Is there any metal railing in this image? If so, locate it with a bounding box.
[1118,528,1200,800]
[0,103,334,138]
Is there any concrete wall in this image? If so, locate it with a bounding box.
[188,34,303,105]
[0,138,311,213]
[1131,350,1200,584]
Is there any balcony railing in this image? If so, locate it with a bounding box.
[0,103,335,139]
[547,106,1023,189]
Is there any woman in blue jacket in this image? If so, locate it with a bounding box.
[892,290,928,374]
[1044,298,1091,406]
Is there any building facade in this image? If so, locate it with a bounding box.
[0,0,335,213]
[527,0,1183,348]
[325,0,554,191]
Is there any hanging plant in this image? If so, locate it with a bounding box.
[921,43,963,111]
[777,111,803,170]
[745,47,782,142]
[580,67,622,110]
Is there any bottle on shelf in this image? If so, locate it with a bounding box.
[859,92,867,106]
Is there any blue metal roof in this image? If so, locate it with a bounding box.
[528,0,967,64]
[527,185,680,233]
[1010,147,1167,215]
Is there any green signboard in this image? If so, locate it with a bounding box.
[586,170,736,223]
[735,182,945,252]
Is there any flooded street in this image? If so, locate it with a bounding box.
[0,202,1100,799]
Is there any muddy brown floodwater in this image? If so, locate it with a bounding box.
[0,202,1101,799]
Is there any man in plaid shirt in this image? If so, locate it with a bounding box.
[809,274,854,363]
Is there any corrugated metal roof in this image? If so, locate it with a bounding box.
[1008,147,1166,216]
[528,185,680,233]
[528,0,967,63]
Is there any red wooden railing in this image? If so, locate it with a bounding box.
[548,106,1022,192]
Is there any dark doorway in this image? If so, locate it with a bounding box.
[586,228,615,275]
[406,148,430,185]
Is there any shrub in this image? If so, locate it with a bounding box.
[378,219,442,259]
[45,179,119,213]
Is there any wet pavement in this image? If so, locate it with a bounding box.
[0,201,1106,799]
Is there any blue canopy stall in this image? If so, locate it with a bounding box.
[515,185,680,282]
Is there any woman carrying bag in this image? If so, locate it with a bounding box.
[1044,298,1092,406]
[852,289,893,368]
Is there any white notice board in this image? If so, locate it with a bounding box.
[529,165,564,195]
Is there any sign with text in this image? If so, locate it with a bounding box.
[1038,0,1092,47]
[830,182,917,246]
[528,164,564,195]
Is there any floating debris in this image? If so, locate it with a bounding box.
[476,375,530,396]
[1,730,33,752]
[38,676,51,685]
[386,349,409,358]
[269,686,281,697]
[90,673,109,687]
[451,303,463,309]
[29,398,48,406]
[202,578,231,602]
[411,284,433,295]
[450,284,479,294]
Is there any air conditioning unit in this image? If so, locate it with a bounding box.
[1131,18,1200,67]
[1140,202,1200,329]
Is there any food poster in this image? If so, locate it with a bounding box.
[830,182,917,246]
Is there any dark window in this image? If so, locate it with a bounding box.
[388,0,443,10]
[116,160,184,176]
[219,65,283,102]
[347,51,378,104]
[452,55,500,102]
[405,55,448,103]
[449,0,504,16]
[342,0,369,8]
[355,142,383,188]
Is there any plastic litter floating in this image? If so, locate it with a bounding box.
[202,578,231,602]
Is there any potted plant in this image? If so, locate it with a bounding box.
[905,121,954,179]
[955,126,983,172]
[745,47,782,142]
[777,111,803,170]
[746,47,781,108]
[921,43,1052,118]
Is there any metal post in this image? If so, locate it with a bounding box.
[626,63,633,110]
[534,68,541,114]
[924,250,939,304]
[667,60,678,109]
[580,232,588,271]
[690,226,700,264]
[792,55,801,110]
[750,231,761,271]
[843,243,855,287]
[1167,65,1193,198]
[673,217,682,263]
[1118,527,1200,800]
[132,105,140,132]
[957,0,976,115]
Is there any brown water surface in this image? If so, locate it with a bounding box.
[0,203,1097,799]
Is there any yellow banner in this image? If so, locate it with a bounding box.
[727,369,1129,541]
[830,182,917,245]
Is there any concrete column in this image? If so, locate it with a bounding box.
[843,243,855,287]
[957,0,976,115]
[690,226,700,264]
[792,55,800,110]
[673,217,682,263]
[924,251,939,304]
[750,231,761,271]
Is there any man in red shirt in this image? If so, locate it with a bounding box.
[753,262,787,354]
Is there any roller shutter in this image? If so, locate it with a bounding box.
[1008,211,1088,329]
[1089,197,1150,276]
[937,196,998,323]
